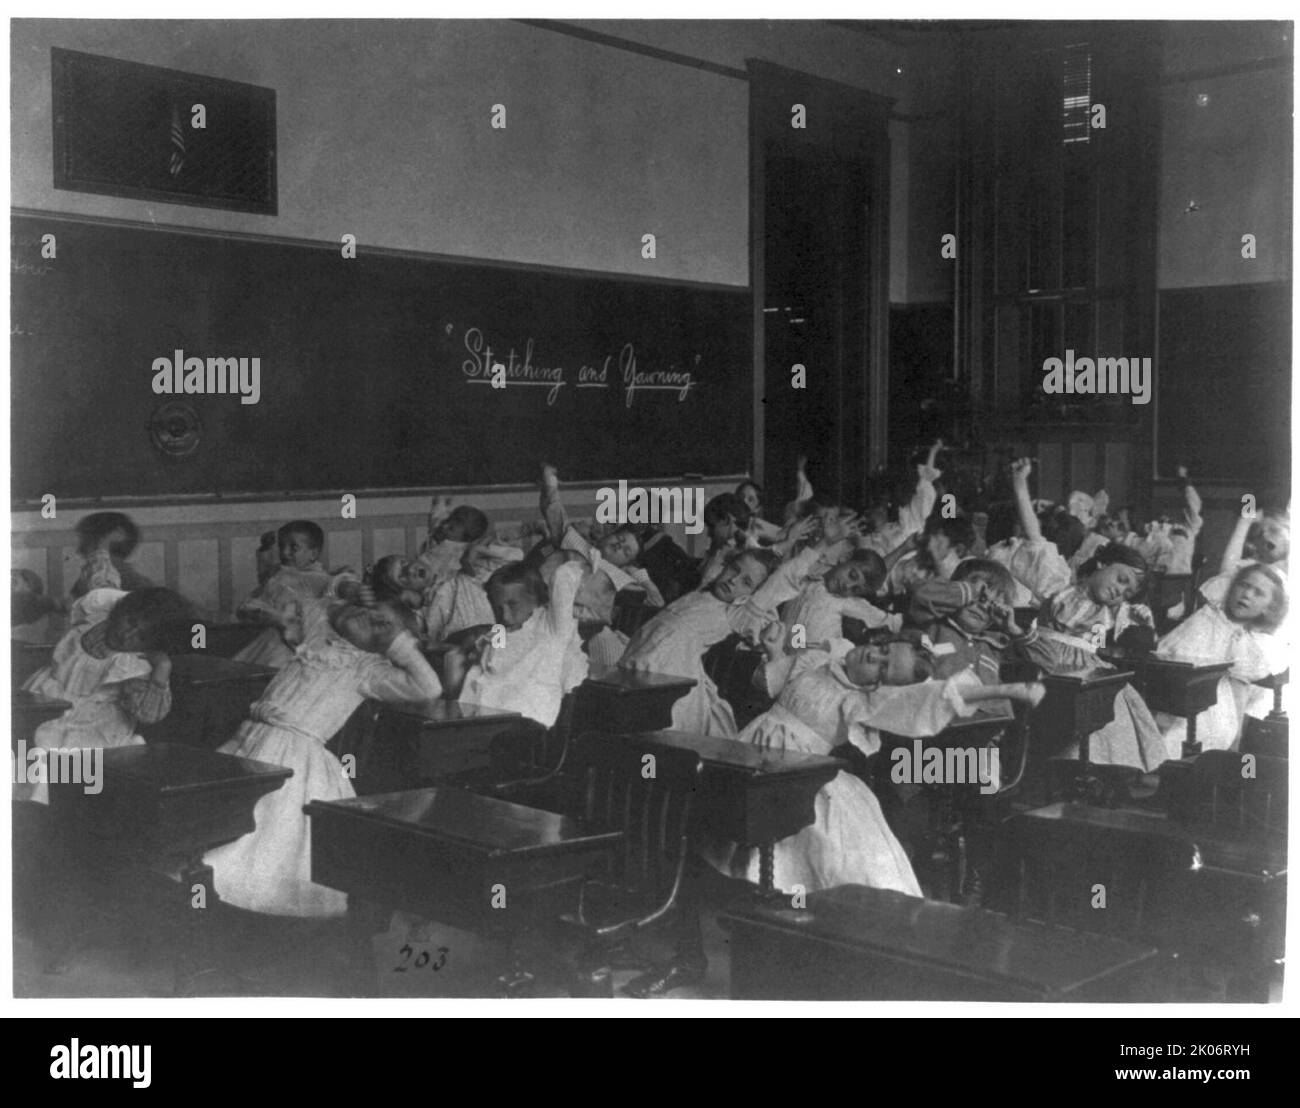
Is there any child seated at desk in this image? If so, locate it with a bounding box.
[1008,542,1166,772]
[69,511,154,601]
[206,598,442,917]
[421,542,518,646]
[884,514,974,598]
[443,558,589,728]
[781,548,900,645]
[19,587,191,804]
[1200,501,1289,608]
[234,520,357,669]
[908,558,1019,687]
[1155,562,1289,758]
[536,464,664,665]
[857,440,943,559]
[704,632,1045,895]
[416,497,491,590]
[985,459,1073,608]
[618,514,860,736]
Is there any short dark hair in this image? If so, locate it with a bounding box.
[1078,541,1148,592]
[448,505,490,542]
[704,493,751,530]
[278,520,325,551]
[1038,506,1085,560]
[485,562,548,608]
[75,512,141,559]
[952,558,1015,604]
[366,555,408,603]
[106,587,193,652]
[924,513,975,552]
[844,549,887,593]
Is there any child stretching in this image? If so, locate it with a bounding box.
[19,587,191,804]
[1155,563,1289,758]
[705,632,1045,895]
[69,512,153,600]
[536,465,665,665]
[884,514,974,598]
[422,542,519,646]
[618,514,860,736]
[781,548,900,646]
[858,440,944,559]
[234,520,357,668]
[417,497,491,590]
[1009,542,1166,772]
[1200,499,1289,609]
[206,598,442,917]
[909,559,1020,687]
[986,459,1073,607]
[443,558,589,729]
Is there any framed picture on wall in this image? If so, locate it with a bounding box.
[52,47,277,216]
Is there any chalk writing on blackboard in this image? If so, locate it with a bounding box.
[460,326,696,408]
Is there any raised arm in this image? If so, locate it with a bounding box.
[1010,457,1044,544]
[1219,507,1253,574]
[358,630,444,702]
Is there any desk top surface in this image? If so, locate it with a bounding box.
[629,730,843,778]
[723,885,1158,992]
[1140,655,1235,675]
[587,666,698,694]
[306,786,621,853]
[1043,667,1134,689]
[81,742,292,794]
[376,699,522,726]
[167,654,278,685]
[13,689,72,712]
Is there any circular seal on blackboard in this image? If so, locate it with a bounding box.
[148,400,202,459]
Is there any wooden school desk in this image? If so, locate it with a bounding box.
[576,666,697,733]
[1035,667,1133,802]
[11,689,71,749]
[721,885,1162,1002]
[880,706,1018,903]
[627,730,842,895]
[356,700,526,793]
[306,786,623,988]
[45,743,292,993]
[1134,655,1235,757]
[139,654,277,750]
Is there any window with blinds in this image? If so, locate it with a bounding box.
[1062,44,1093,144]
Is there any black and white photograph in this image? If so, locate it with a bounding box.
[5,6,1295,1022]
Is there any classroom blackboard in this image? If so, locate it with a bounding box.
[10,215,751,502]
[1155,282,1291,491]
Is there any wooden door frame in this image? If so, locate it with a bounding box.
[747,59,893,493]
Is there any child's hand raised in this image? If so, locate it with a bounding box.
[540,463,559,491]
[821,511,861,547]
[1010,457,1033,484]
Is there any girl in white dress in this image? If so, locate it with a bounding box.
[707,633,1046,895]
[781,548,900,646]
[206,599,442,917]
[1008,542,1166,770]
[1155,563,1289,758]
[618,515,861,737]
[19,587,191,804]
[986,459,1072,607]
[233,521,358,669]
